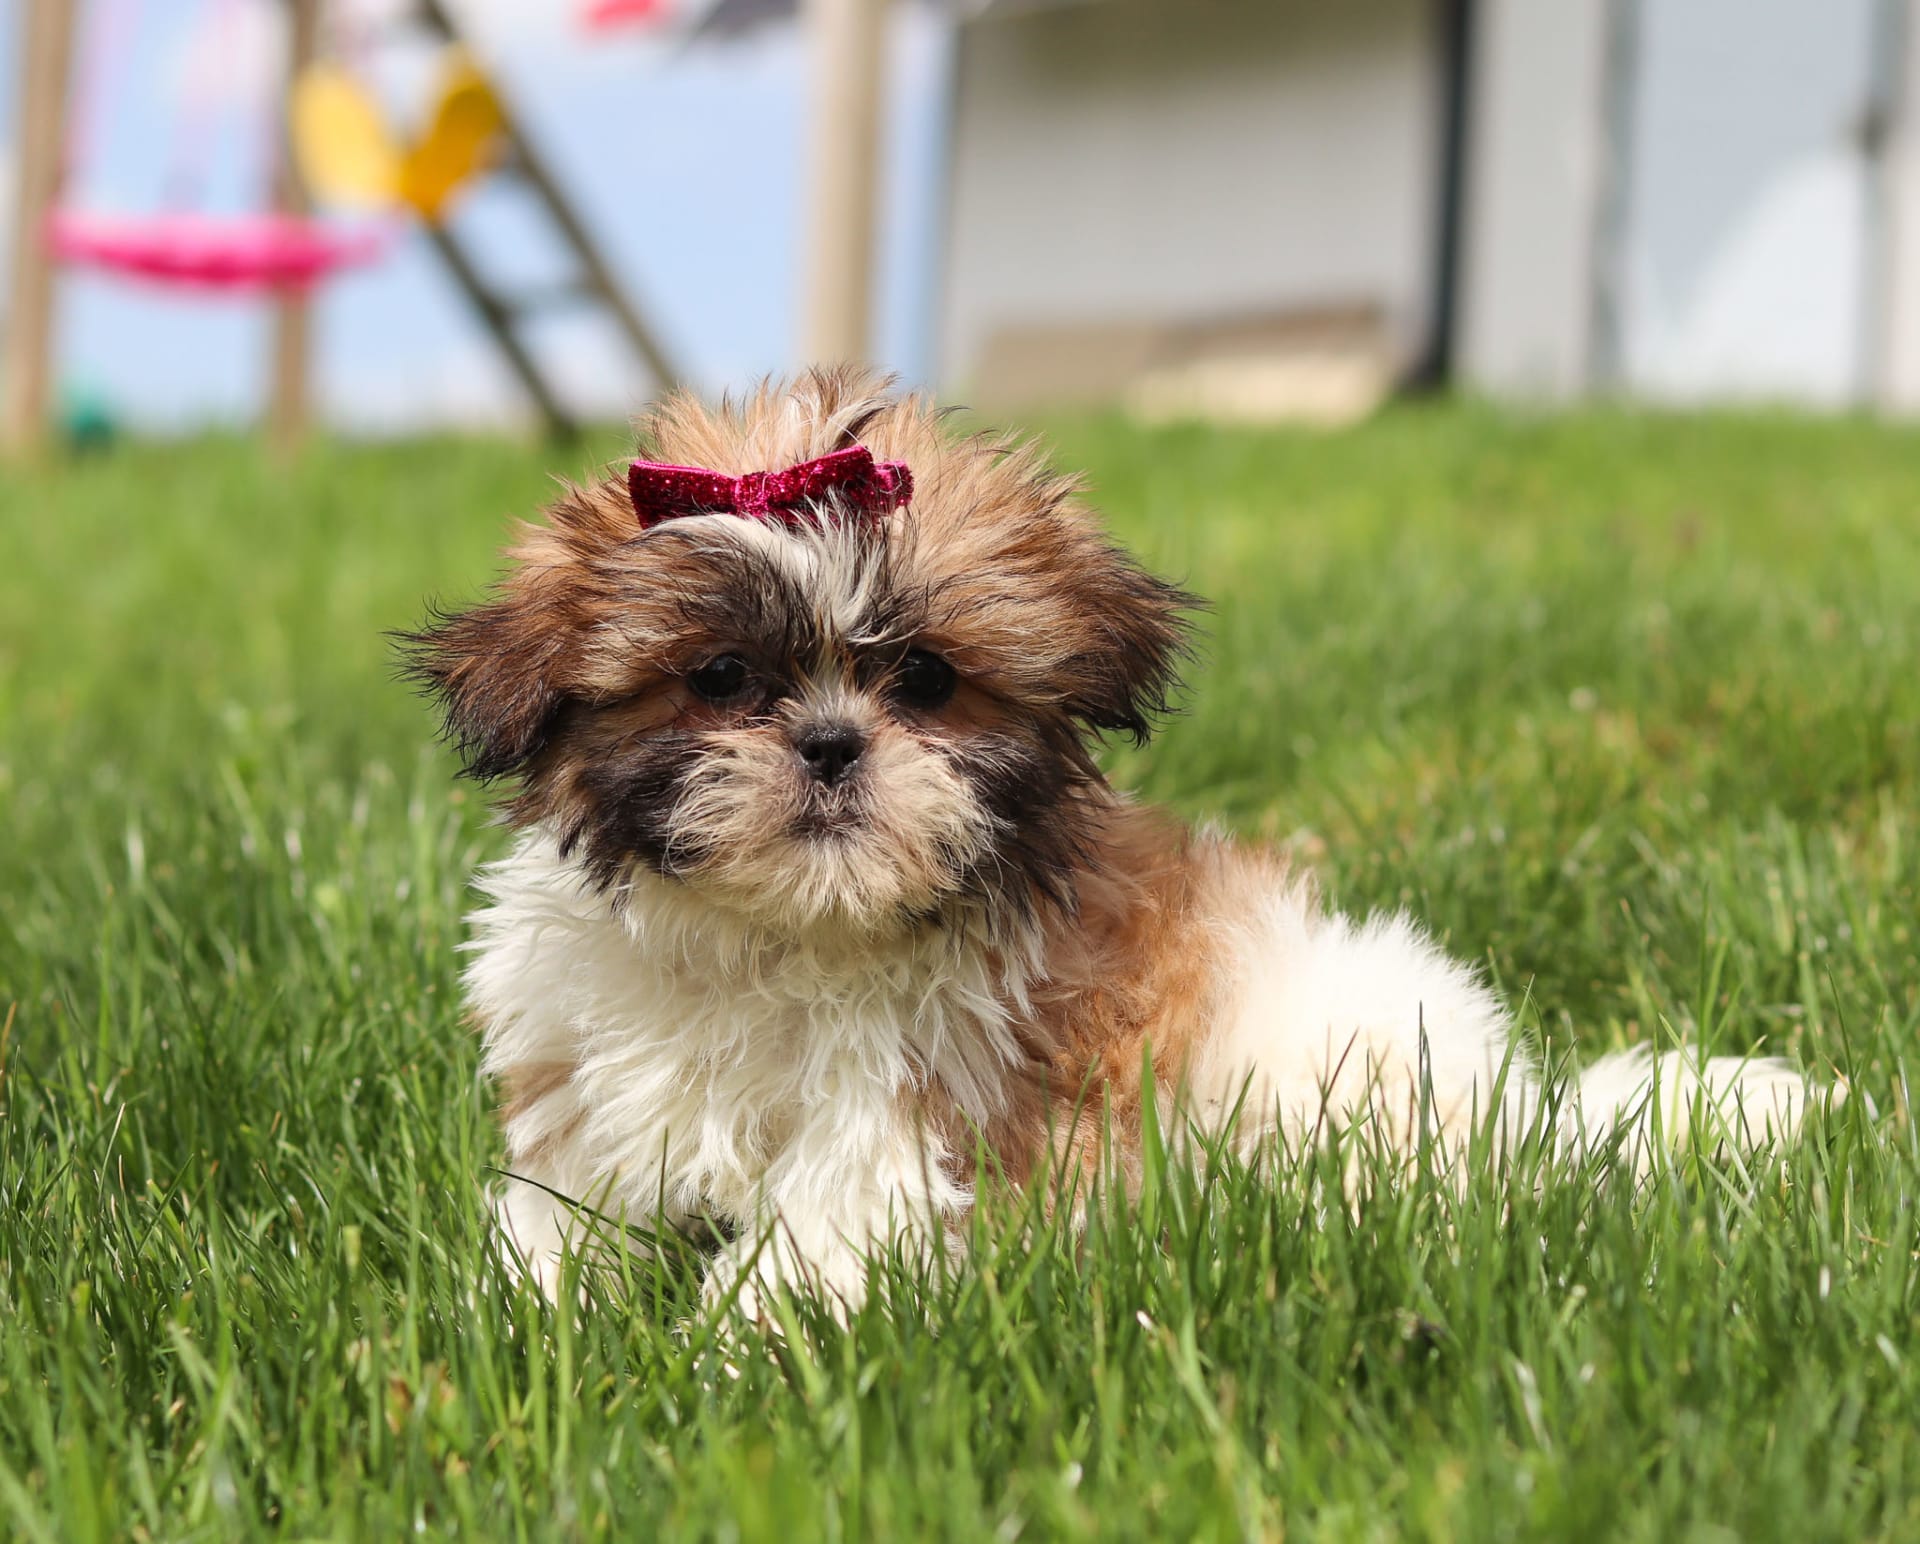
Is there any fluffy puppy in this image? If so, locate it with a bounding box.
[408,368,1831,1311]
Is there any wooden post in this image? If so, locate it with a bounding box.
[800,0,888,365]
[268,0,320,455]
[2,0,77,458]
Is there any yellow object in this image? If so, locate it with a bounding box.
[290,53,506,223]
[396,63,505,222]
[292,65,401,209]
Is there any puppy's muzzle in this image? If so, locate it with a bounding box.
[793,722,865,788]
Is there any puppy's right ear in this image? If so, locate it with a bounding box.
[404,479,644,779]
[401,587,570,780]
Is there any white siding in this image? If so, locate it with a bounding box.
[936,0,1439,388]
[1612,0,1880,407]
[1875,0,1920,411]
[1456,0,1613,400]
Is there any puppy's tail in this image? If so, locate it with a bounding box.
[1550,1047,1845,1168]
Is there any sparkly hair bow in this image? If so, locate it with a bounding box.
[627,444,913,531]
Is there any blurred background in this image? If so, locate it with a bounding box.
[4,0,1920,446]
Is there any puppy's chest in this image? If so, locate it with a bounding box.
[581,959,924,1104]
[468,841,1029,1208]
[566,943,978,1204]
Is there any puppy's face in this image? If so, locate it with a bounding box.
[408,372,1194,935]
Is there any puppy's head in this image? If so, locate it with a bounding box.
[406,368,1195,935]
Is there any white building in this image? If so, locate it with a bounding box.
[936,0,1450,415]
[1463,0,1920,411]
[705,0,1920,413]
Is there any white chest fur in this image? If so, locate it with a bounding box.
[464,835,1027,1270]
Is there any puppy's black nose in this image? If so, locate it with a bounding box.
[795,724,865,786]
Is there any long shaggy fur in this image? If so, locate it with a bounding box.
[405,367,1841,1311]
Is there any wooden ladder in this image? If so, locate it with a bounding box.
[398,0,681,438]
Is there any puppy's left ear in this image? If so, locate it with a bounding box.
[1062,544,1199,745]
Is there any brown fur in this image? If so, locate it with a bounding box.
[950,805,1253,1197]
[497,1061,585,1167]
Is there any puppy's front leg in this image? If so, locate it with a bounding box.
[703,1176,959,1323]
[493,1153,606,1300]
[699,1216,886,1324]
[491,1074,691,1298]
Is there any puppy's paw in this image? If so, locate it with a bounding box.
[699,1248,773,1326]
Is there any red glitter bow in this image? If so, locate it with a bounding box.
[627,445,913,531]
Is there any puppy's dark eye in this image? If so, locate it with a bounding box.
[893,649,957,710]
[688,653,752,701]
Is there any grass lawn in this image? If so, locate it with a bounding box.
[3,404,1919,1540]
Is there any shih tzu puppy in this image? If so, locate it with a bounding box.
[408,367,1832,1311]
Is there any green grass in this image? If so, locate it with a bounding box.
[4,404,1919,1540]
